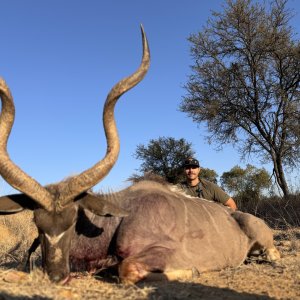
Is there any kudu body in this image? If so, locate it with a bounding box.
[0,27,280,284]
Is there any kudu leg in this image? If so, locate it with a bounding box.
[17,237,40,272]
[118,246,199,284]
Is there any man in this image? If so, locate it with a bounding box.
[178,157,237,211]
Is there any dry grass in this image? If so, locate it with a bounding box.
[0,269,156,300]
[0,210,37,267]
[238,194,300,229]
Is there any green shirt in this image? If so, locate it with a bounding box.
[178,178,230,204]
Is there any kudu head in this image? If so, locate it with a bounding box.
[0,26,150,283]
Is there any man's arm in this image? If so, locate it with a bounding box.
[205,180,238,210]
[224,197,238,211]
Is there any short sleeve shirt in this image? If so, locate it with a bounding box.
[178,178,230,204]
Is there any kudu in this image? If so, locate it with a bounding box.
[0,26,149,283]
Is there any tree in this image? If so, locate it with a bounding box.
[200,167,218,184]
[220,164,271,202]
[180,0,300,196]
[134,137,195,183]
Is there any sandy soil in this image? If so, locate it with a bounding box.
[0,228,299,300]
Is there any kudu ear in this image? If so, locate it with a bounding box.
[0,194,36,213]
[77,193,129,217]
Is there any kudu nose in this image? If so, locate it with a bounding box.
[51,274,62,282]
[49,272,69,284]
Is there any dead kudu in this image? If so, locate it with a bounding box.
[0,27,280,284]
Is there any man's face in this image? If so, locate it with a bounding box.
[184,166,200,181]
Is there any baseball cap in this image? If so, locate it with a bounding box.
[183,158,200,168]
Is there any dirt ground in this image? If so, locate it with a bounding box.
[0,227,299,300]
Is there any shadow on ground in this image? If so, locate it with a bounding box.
[138,280,274,300]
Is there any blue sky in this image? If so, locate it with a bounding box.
[1,0,299,194]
